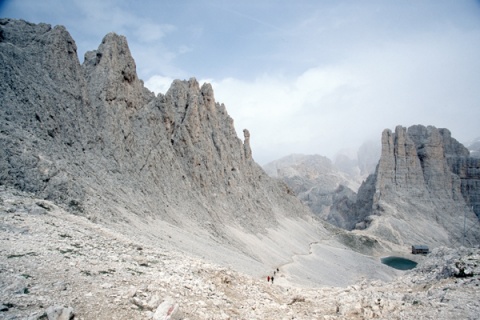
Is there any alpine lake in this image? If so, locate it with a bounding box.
[381,256,418,270]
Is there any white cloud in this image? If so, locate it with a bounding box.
[144,75,175,95]
[204,27,480,165]
[141,17,480,166]
[207,68,363,164]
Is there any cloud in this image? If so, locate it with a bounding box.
[201,28,480,165]
[144,75,175,95]
[202,70,359,164]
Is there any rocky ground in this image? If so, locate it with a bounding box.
[1,187,479,320]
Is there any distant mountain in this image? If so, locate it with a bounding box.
[263,154,362,229]
[262,140,381,230]
[334,139,380,179]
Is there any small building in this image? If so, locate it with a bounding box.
[412,245,429,254]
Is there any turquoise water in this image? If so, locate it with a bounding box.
[381,256,417,270]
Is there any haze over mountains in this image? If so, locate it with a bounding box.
[467,137,480,158]
[1,19,479,319]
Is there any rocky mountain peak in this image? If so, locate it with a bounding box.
[355,124,480,246]
[83,32,134,75]
[376,125,426,196]
[243,129,252,160]
[83,32,153,110]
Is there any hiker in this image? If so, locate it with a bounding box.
[271,276,274,284]
[267,276,270,282]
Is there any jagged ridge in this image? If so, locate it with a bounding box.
[0,18,322,273]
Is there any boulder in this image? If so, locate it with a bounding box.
[45,306,74,320]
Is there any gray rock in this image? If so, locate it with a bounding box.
[28,205,47,215]
[0,186,478,319]
[153,297,179,320]
[3,19,478,320]
[45,305,74,320]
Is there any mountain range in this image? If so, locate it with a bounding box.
[1,18,479,319]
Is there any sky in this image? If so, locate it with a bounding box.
[2,0,480,165]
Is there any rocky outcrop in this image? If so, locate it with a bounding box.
[0,19,320,270]
[354,125,480,246]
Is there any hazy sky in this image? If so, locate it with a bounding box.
[2,0,480,165]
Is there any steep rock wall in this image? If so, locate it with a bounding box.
[0,19,90,205]
[0,19,320,269]
[355,125,480,246]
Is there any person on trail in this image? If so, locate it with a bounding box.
[271,276,274,284]
[267,276,270,282]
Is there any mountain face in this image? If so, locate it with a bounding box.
[0,19,330,273]
[354,125,480,246]
[3,18,480,319]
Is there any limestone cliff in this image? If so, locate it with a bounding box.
[0,19,320,270]
[355,125,480,246]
